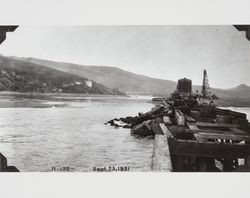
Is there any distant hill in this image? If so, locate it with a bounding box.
[18,57,178,96]
[209,84,250,107]
[229,84,250,93]
[0,55,125,95]
[12,56,250,106]
[210,84,250,99]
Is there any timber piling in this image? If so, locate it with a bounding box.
[152,123,173,171]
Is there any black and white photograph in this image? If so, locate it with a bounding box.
[1,25,250,172]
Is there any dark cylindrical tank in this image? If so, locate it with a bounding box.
[177,78,192,93]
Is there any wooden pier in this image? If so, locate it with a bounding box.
[151,72,250,172]
[151,107,250,172]
[152,123,173,171]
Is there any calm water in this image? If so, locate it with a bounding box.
[0,96,154,172]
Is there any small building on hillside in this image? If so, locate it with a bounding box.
[74,81,82,85]
[85,80,93,87]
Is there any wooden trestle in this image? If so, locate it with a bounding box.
[159,108,250,172]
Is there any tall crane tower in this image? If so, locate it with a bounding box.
[201,69,210,98]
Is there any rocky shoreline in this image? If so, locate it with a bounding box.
[105,102,172,137]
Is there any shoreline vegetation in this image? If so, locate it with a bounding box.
[0,55,126,96]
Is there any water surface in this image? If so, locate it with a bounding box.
[1,95,250,172]
[0,96,154,172]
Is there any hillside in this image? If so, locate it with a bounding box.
[0,55,125,95]
[10,56,250,106]
[18,57,178,96]
[21,57,250,99]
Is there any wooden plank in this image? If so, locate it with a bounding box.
[187,122,199,130]
[196,122,239,128]
[163,116,172,125]
[194,132,250,142]
[229,127,246,134]
[185,128,248,136]
[168,138,250,158]
[185,129,234,134]
[184,115,196,123]
[152,134,172,171]
[159,123,173,137]
[175,109,185,126]
[215,108,247,119]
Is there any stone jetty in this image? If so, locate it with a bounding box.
[106,70,250,172]
[105,104,171,137]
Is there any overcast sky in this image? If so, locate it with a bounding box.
[0,25,250,89]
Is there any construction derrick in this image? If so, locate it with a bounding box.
[201,69,210,98]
